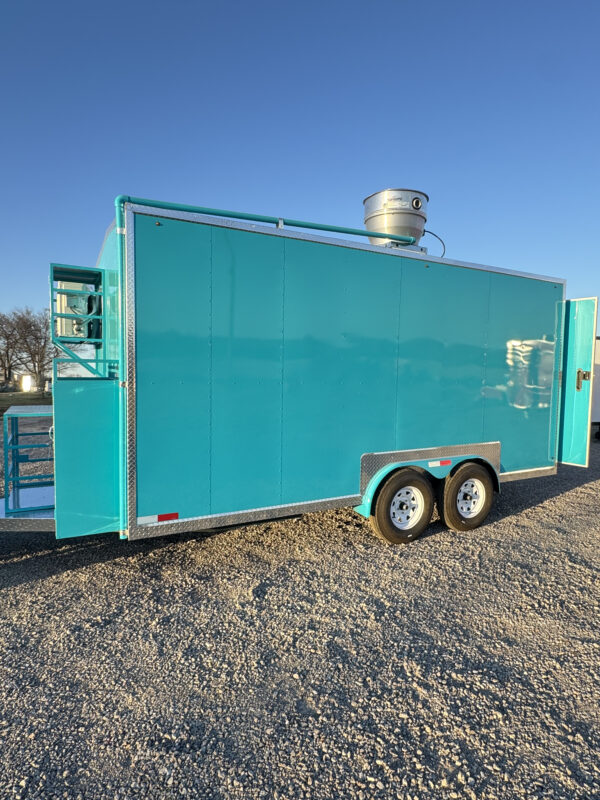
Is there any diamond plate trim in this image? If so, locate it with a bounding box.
[125,206,138,539]
[499,466,557,483]
[128,495,361,541]
[360,442,502,494]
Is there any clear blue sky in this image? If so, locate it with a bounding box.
[1,0,599,316]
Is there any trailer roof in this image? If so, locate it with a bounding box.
[120,198,567,288]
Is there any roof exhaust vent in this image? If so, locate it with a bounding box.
[363,188,428,247]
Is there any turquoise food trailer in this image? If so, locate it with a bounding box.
[1,195,597,543]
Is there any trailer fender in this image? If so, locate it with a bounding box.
[354,455,500,519]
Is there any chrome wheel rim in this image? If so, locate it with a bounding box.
[457,478,485,519]
[390,486,425,530]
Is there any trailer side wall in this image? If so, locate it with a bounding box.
[132,213,563,525]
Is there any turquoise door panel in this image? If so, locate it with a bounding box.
[281,239,401,502]
[483,274,563,473]
[134,214,212,520]
[210,227,284,513]
[397,258,489,451]
[395,260,563,475]
[54,379,120,538]
[558,298,598,466]
[135,219,286,519]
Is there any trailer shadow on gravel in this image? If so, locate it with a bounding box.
[0,528,223,592]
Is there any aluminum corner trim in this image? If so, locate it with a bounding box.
[124,205,138,538]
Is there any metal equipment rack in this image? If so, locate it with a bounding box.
[3,405,54,516]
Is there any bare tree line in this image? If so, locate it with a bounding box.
[0,308,56,389]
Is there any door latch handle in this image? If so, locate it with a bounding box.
[576,368,591,391]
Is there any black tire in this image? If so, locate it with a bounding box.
[370,469,434,544]
[440,462,494,532]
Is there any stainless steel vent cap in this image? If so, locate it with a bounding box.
[363,188,428,246]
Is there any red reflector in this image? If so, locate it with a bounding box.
[157,512,179,522]
[440,459,452,466]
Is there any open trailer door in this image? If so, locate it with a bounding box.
[558,298,598,466]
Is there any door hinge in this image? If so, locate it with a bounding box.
[576,369,591,391]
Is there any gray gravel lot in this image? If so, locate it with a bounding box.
[1,444,600,800]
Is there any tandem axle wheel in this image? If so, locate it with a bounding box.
[370,462,495,544]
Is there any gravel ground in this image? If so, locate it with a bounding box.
[1,443,600,800]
